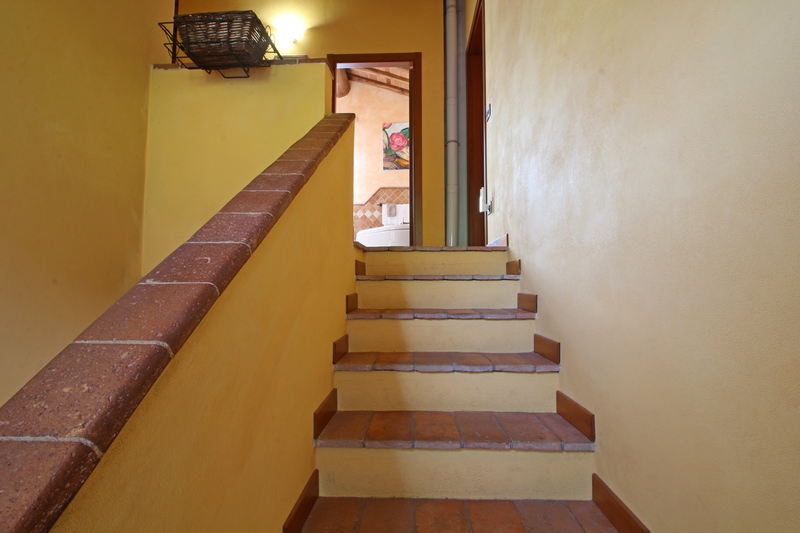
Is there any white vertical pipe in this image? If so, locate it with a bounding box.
[445,0,459,246]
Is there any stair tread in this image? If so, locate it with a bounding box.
[355,244,509,252]
[347,308,536,320]
[302,497,617,533]
[316,410,595,451]
[357,274,520,280]
[335,351,559,373]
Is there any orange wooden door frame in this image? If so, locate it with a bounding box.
[329,53,423,246]
[466,0,486,245]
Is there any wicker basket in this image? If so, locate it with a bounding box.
[175,11,271,70]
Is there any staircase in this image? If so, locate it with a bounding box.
[302,246,616,531]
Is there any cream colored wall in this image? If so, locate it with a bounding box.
[142,63,330,271]
[337,82,409,204]
[485,1,800,531]
[180,0,445,244]
[53,128,355,532]
[0,1,172,405]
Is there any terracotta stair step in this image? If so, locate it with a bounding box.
[335,351,558,373]
[302,497,617,533]
[316,410,595,452]
[346,308,536,320]
[355,244,509,252]
[356,274,520,280]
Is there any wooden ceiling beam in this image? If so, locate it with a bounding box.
[348,72,410,96]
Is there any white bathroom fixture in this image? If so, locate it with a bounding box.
[355,204,410,247]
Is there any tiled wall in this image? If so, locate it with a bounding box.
[353,187,409,238]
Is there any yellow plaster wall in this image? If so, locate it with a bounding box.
[465,0,479,40]
[0,1,172,405]
[337,82,409,205]
[180,0,445,245]
[53,128,355,532]
[485,1,800,531]
[142,63,331,272]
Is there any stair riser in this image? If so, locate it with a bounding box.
[335,372,557,412]
[364,251,508,275]
[347,320,535,352]
[317,448,593,500]
[356,280,519,309]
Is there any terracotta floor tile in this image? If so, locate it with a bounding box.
[566,501,618,532]
[472,308,514,320]
[495,412,562,451]
[359,498,414,533]
[301,497,362,533]
[485,353,536,372]
[521,352,560,372]
[413,412,461,449]
[316,411,372,448]
[414,309,449,319]
[447,309,482,319]
[381,309,415,319]
[365,411,413,448]
[451,353,493,372]
[334,352,377,371]
[516,500,584,532]
[537,413,595,451]
[454,412,511,449]
[415,499,470,533]
[413,352,454,372]
[347,309,381,320]
[374,352,414,371]
[467,500,526,533]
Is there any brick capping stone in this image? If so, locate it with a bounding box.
[0,113,355,533]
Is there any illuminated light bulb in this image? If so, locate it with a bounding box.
[273,13,306,50]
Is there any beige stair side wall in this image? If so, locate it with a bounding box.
[485,1,800,531]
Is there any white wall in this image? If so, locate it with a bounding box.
[485,1,800,530]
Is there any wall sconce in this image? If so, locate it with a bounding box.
[272,14,306,50]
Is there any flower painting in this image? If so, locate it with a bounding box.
[383,122,410,170]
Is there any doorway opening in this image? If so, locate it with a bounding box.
[329,53,423,246]
[466,0,486,245]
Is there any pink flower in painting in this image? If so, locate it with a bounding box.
[382,123,392,130]
[389,132,408,152]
